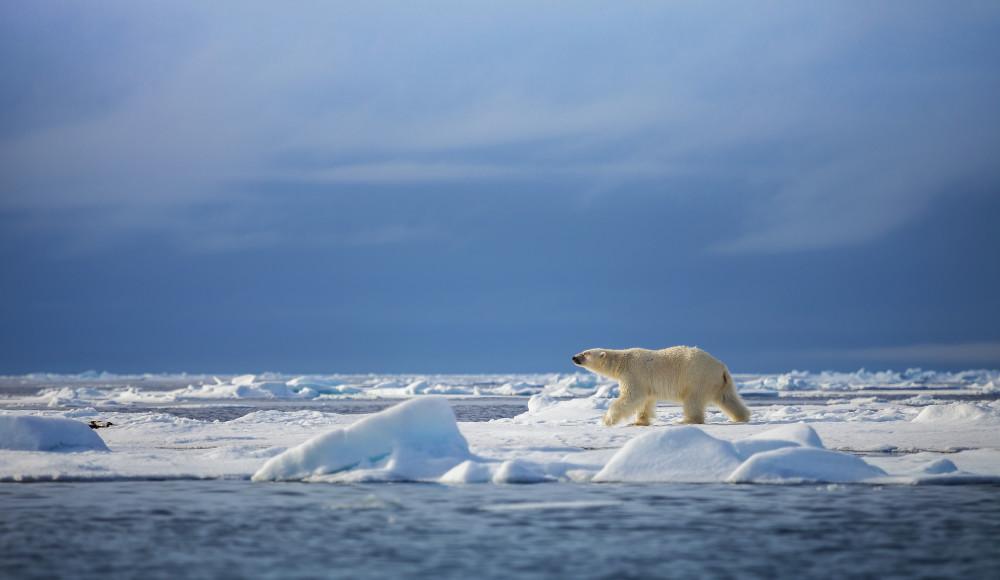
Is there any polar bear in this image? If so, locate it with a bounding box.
[571,346,750,426]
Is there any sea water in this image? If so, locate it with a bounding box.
[2,480,998,579]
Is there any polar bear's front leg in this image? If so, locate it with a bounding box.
[634,399,656,426]
[603,385,643,426]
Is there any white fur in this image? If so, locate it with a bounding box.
[572,346,750,426]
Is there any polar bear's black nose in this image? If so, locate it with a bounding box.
[572,354,583,365]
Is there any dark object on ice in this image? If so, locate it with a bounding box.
[88,420,114,429]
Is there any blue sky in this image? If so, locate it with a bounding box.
[1,1,999,373]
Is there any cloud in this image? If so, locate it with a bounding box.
[808,342,1000,366]
[711,138,990,254]
[2,2,999,254]
[273,162,520,184]
[174,224,437,254]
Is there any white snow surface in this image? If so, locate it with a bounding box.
[0,415,109,452]
[593,427,743,483]
[911,401,1000,425]
[591,423,887,484]
[727,447,887,484]
[1,370,999,484]
[252,398,471,483]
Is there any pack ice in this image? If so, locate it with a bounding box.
[252,397,472,482]
[0,415,109,452]
[246,399,887,484]
[589,423,885,484]
[8,367,999,407]
[2,370,1000,484]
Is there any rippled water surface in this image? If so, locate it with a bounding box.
[2,481,998,579]
[129,398,530,422]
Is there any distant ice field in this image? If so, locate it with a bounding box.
[1,368,998,409]
[1,368,999,485]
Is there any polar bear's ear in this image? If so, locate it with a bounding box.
[599,351,607,358]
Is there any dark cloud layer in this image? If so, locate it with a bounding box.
[1,2,999,372]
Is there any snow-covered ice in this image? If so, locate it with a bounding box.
[252,398,471,482]
[0,415,109,452]
[593,427,743,483]
[1,370,999,484]
[727,447,887,484]
[3,368,998,408]
[591,423,887,484]
[911,401,1000,424]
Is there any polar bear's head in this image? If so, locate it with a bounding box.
[572,349,609,372]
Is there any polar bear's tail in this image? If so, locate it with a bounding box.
[717,370,750,423]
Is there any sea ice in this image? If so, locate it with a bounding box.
[732,422,823,457]
[727,447,887,484]
[5,367,999,408]
[0,415,109,452]
[491,459,549,484]
[592,423,885,484]
[520,393,610,424]
[252,397,471,482]
[592,427,743,483]
[438,458,550,483]
[2,370,1000,485]
[439,460,496,484]
[912,402,1000,424]
[921,458,958,474]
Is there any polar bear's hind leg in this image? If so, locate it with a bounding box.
[715,372,750,423]
[680,396,706,424]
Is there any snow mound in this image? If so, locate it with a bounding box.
[0,415,109,452]
[492,459,549,484]
[251,398,471,482]
[912,402,1000,425]
[592,427,742,483]
[921,458,958,474]
[518,394,609,424]
[438,459,550,484]
[733,423,823,457]
[727,447,887,484]
[592,423,885,484]
[439,460,495,484]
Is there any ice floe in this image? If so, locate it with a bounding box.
[440,459,496,484]
[590,423,887,484]
[593,427,743,483]
[732,422,823,457]
[252,397,471,482]
[727,447,887,484]
[921,458,958,474]
[0,415,109,452]
[491,459,550,484]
